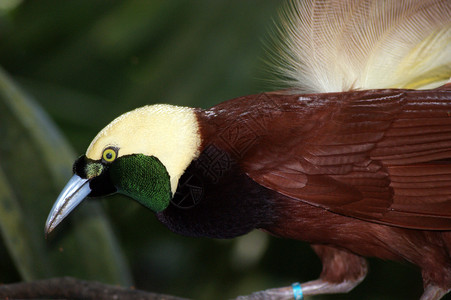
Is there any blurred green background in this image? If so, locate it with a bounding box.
[0,1,428,299]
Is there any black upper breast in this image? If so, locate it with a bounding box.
[156,144,276,239]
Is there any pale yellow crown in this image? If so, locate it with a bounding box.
[86,104,201,194]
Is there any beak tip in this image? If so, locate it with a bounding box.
[44,224,51,237]
[44,218,55,238]
[44,174,91,237]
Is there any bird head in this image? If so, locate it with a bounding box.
[45,104,201,235]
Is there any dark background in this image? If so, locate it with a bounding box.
[0,1,429,299]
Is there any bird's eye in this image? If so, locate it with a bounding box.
[102,147,118,163]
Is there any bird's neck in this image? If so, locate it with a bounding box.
[156,141,277,239]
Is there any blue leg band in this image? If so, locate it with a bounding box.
[292,282,303,300]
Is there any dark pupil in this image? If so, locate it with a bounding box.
[106,152,113,159]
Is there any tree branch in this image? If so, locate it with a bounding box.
[0,277,188,300]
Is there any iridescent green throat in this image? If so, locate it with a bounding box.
[109,154,171,212]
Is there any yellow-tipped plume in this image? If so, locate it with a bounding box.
[270,0,451,93]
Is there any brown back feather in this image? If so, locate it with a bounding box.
[202,85,451,230]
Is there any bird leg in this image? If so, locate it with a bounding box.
[420,285,450,300]
[235,245,367,299]
[234,280,366,300]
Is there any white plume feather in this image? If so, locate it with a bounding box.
[270,0,451,93]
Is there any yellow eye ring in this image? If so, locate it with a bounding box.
[102,147,117,163]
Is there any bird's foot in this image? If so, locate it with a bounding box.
[234,279,364,300]
[235,286,293,300]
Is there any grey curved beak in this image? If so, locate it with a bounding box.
[45,174,91,236]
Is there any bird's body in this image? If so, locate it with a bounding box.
[45,0,451,298]
[155,86,451,296]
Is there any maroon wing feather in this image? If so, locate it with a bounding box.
[241,86,451,230]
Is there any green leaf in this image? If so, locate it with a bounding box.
[0,66,132,284]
